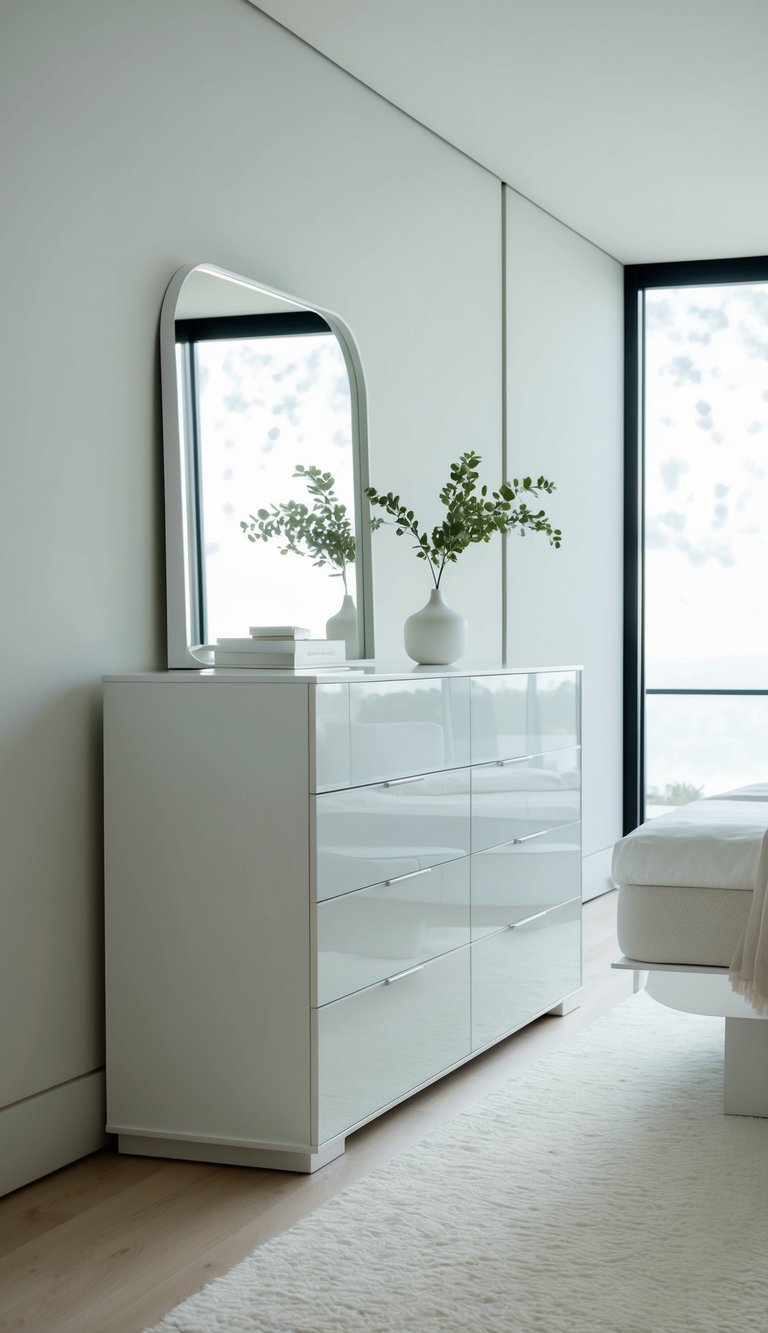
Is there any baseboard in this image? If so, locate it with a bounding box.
[0,1070,108,1197]
[117,1132,346,1174]
[582,846,616,902]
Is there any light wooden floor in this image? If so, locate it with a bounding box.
[0,891,633,1333]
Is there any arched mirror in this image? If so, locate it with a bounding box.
[160,264,374,667]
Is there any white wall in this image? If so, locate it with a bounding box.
[0,0,623,1189]
[0,0,502,1187]
[504,189,624,897]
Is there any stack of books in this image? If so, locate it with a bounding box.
[212,626,348,670]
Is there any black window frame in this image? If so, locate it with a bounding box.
[624,254,768,834]
[175,310,332,343]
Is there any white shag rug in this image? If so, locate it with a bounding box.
[147,994,768,1333]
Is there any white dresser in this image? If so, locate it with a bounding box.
[104,664,581,1171]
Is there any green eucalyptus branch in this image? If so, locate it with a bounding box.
[365,450,562,589]
[241,464,356,593]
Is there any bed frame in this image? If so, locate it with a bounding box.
[612,957,768,1117]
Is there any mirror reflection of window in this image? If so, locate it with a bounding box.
[177,313,355,643]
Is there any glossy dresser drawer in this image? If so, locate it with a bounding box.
[470,822,581,941]
[470,671,579,763]
[312,683,351,792]
[311,677,471,793]
[315,858,470,1005]
[315,946,471,1144]
[314,768,471,901]
[471,898,581,1050]
[470,747,580,853]
[348,677,470,785]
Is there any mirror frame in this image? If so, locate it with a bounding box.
[160,263,375,668]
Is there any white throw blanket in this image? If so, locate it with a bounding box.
[730,828,768,1015]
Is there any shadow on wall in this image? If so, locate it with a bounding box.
[0,684,106,1109]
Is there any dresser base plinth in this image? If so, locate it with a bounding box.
[117,1132,346,1174]
[547,988,582,1017]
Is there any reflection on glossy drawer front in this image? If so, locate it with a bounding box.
[314,768,471,901]
[313,683,350,793]
[347,677,470,787]
[471,898,581,1050]
[470,823,581,941]
[316,858,470,1005]
[471,747,581,853]
[316,947,471,1143]
[471,671,579,763]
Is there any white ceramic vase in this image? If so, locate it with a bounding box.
[404,588,467,666]
[325,593,358,659]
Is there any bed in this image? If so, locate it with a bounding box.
[611,785,768,1117]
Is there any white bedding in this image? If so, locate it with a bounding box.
[611,796,768,891]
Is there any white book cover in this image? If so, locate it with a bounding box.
[214,640,346,666]
[247,625,311,639]
[216,638,343,657]
[211,660,352,672]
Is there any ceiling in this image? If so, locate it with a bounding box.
[250,0,768,265]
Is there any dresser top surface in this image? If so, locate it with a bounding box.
[103,662,582,685]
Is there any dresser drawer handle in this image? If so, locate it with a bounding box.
[383,867,433,887]
[475,754,535,769]
[511,829,549,845]
[384,963,425,985]
[381,775,425,789]
[506,908,550,930]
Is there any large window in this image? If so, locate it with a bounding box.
[625,259,768,829]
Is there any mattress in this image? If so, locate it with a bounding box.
[612,792,768,967]
[616,883,753,966]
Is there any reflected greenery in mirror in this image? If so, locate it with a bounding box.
[161,265,372,665]
[241,464,357,595]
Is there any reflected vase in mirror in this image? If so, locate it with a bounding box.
[160,264,373,667]
[326,594,358,658]
[242,463,360,657]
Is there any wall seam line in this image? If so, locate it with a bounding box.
[501,181,621,265]
[501,181,508,665]
[249,3,498,182]
[248,3,623,265]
